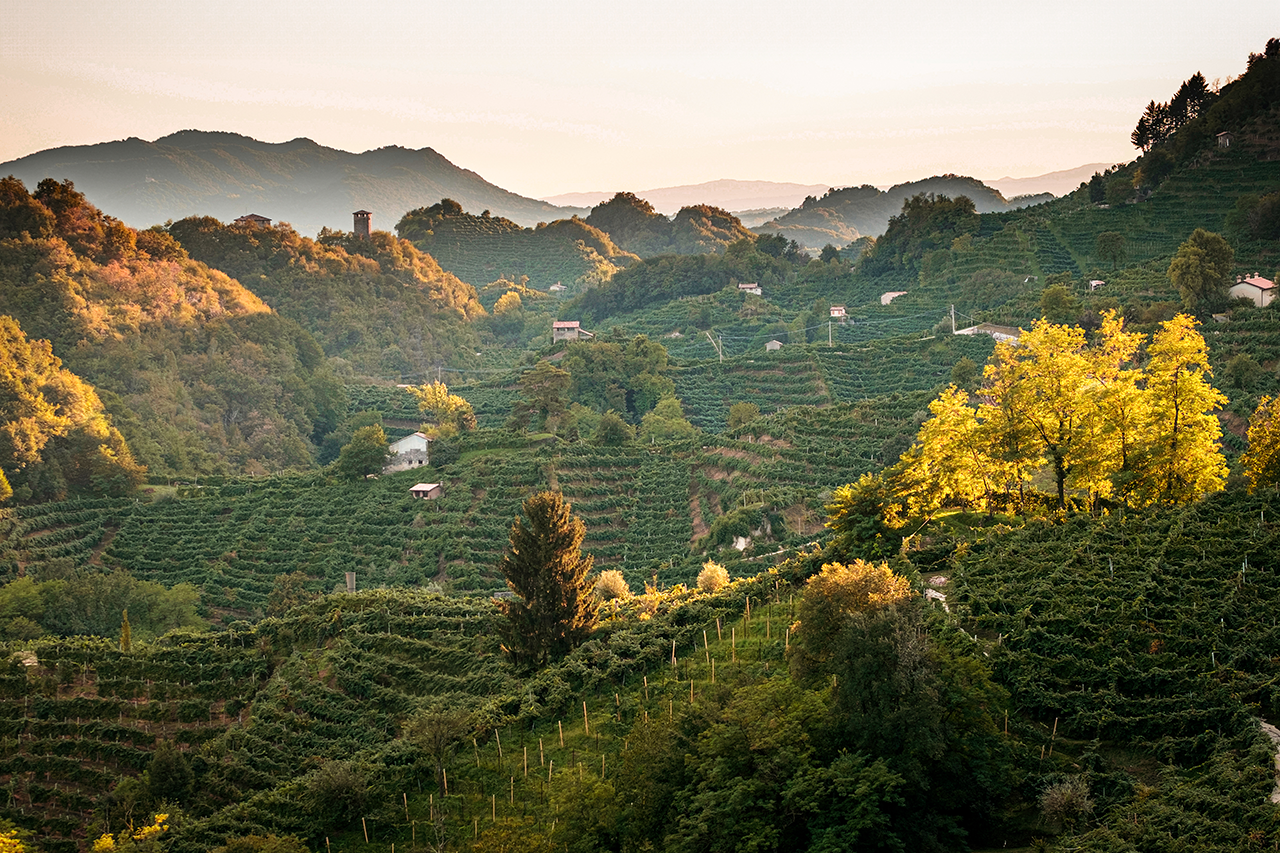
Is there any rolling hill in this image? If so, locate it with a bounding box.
[755,174,1053,249]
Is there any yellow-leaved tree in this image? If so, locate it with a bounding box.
[407,381,476,439]
[1242,396,1280,492]
[1139,313,1228,504]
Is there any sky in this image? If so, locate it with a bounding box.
[1,1,1276,199]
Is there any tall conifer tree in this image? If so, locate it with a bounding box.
[497,491,597,668]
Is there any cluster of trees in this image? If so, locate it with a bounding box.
[857,193,980,276]
[0,178,346,477]
[0,315,144,501]
[395,199,637,293]
[829,313,1229,539]
[168,215,485,380]
[583,192,755,257]
[0,569,202,641]
[573,234,808,322]
[1131,72,1218,152]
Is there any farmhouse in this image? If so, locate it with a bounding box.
[955,322,1022,345]
[553,320,594,341]
[1230,273,1275,308]
[829,305,846,319]
[384,432,431,473]
[234,213,272,227]
[409,483,443,500]
[738,282,762,296]
[880,291,907,305]
[765,339,784,351]
[1217,131,1235,149]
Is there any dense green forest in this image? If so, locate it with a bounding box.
[1,38,1280,853]
[395,200,637,295]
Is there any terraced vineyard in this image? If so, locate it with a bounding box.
[672,335,993,431]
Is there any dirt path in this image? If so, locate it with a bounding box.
[1260,720,1280,803]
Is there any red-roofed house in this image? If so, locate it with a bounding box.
[1230,274,1276,308]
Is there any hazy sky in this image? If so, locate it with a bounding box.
[2,1,1275,198]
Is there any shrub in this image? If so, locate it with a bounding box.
[696,561,729,593]
[595,570,631,601]
[1040,776,1094,830]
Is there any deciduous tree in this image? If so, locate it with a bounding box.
[1241,396,1280,492]
[1139,314,1228,504]
[1168,228,1234,314]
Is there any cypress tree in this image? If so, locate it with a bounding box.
[119,608,132,652]
[497,491,598,668]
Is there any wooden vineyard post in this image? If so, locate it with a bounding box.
[539,737,545,766]
[732,627,736,662]
[362,817,369,843]
[404,792,409,820]
[558,720,564,747]
[711,658,715,683]
[644,675,649,701]
[443,768,448,795]
[510,776,514,805]
[548,758,553,782]
[717,618,722,640]
[492,793,496,822]
[583,701,589,735]
[496,729,503,760]
[524,746,528,777]
[704,630,710,663]
[615,692,621,722]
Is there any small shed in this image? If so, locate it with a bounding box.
[1230,274,1276,308]
[1089,279,1105,291]
[738,282,762,296]
[765,339,783,351]
[829,305,846,319]
[409,483,443,500]
[549,282,567,293]
[880,291,907,305]
[234,213,272,227]
[1217,131,1234,149]
[553,320,594,341]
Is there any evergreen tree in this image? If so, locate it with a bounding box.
[497,491,598,668]
[146,741,193,804]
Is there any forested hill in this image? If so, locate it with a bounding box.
[0,176,345,478]
[0,130,586,235]
[165,216,486,379]
[396,199,638,293]
[583,192,756,257]
[756,174,1053,249]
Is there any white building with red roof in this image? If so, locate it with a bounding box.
[1230,273,1275,308]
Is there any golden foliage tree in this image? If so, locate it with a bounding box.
[1139,313,1228,504]
[1242,396,1280,492]
[408,381,476,439]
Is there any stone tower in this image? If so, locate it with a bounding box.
[353,210,372,239]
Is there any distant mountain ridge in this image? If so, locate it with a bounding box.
[545,179,831,215]
[756,174,1053,249]
[0,130,587,235]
